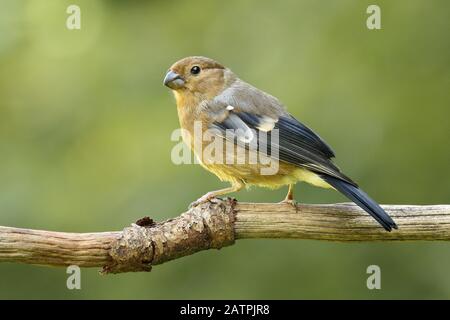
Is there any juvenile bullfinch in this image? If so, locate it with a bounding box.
[164,56,397,231]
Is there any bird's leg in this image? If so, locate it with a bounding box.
[285,184,295,201]
[189,181,244,208]
[279,184,298,208]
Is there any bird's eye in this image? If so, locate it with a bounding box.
[190,66,201,75]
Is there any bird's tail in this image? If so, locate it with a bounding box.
[320,175,397,232]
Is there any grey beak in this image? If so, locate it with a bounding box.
[163,70,185,89]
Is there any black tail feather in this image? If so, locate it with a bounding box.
[321,175,397,231]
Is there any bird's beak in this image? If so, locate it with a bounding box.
[163,70,185,89]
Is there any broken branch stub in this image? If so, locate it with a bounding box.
[103,199,236,274]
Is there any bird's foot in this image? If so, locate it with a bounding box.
[279,199,299,211]
[189,192,216,209]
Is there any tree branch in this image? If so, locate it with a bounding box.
[0,199,449,274]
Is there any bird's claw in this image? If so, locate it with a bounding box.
[189,192,215,209]
[279,199,299,210]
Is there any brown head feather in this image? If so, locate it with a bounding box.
[167,56,232,107]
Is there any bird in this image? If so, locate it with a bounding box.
[163,56,397,231]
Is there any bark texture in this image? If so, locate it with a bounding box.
[0,199,449,274]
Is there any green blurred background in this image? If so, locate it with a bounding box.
[0,0,449,299]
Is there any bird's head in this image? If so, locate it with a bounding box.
[163,56,232,100]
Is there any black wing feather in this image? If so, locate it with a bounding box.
[278,116,335,158]
[213,111,356,186]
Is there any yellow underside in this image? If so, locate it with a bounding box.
[200,161,332,190]
[191,137,332,190]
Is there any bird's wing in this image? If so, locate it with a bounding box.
[207,103,356,186]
